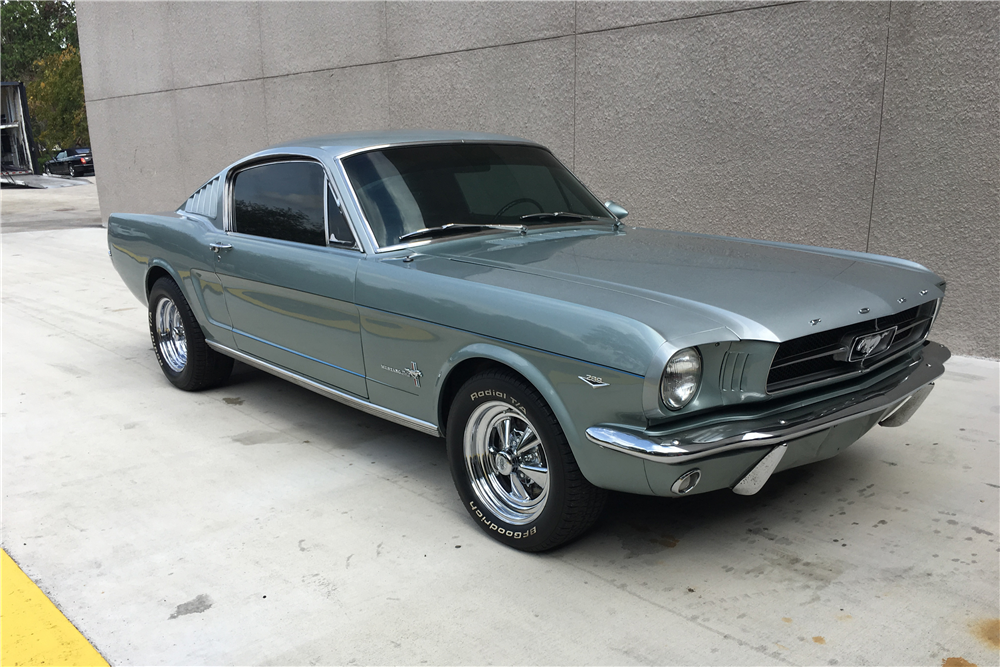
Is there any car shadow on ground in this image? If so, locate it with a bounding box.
[213,361,869,558]
[215,360,448,463]
[567,450,880,563]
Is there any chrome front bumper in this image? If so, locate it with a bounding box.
[586,341,950,465]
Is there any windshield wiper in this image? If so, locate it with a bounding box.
[397,223,526,243]
[519,212,610,222]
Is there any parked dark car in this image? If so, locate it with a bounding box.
[44,147,94,177]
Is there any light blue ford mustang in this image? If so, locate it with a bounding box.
[108,130,949,551]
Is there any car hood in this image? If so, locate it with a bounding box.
[425,227,944,342]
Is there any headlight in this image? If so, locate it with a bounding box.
[660,347,701,410]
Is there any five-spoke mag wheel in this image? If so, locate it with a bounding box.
[148,277,233,391]
[154,296,188,373]
[464,401,549,525]
[447,369,606,551]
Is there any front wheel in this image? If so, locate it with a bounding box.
[148,277,233,391]
[447,369,606,551]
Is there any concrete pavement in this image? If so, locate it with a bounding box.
[1,177,102,234]
[2,224,998,665]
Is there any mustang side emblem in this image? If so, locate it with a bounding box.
[850,327,896,361]
[381,362,423,388]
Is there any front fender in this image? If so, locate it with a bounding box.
[440,342,576,441]
[438,342,655,495]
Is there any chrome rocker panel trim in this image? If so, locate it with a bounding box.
[206,341,441,437]
[586,341,949,464]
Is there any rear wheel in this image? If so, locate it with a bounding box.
[148,277,233,391]
[446,369,606,551]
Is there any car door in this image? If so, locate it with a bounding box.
[53,151,67,174]
[214,158,368,398]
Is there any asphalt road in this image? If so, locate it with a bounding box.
[2,200,998,664]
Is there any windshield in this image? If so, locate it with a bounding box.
[342,143,610,247]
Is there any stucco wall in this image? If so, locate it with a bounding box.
[76,1,998,358]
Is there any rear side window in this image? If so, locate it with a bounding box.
[232,161,326,246]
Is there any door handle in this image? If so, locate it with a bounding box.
[209,242,232,253]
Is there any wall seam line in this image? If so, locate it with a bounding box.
[866,0,893,253]
[257,1,270,146]
[573,0,578,171]
[384,0,390,129]
[166,2,181,205]
[575,0,805,37]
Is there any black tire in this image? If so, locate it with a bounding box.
[69,166,77,177]
[446,369,606,551]
[148,277,233,391]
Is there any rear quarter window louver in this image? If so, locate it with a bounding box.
[182,177,221,219]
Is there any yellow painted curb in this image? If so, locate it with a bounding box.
[1,550,108,667]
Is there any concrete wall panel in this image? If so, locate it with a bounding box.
[389,37,576,165]
[87,92,183,220]
[79,2,264,98]
[260,2,388,77]
[168,2,264,89]
[174,80,269,196]
[574,2,887,251]
[386,1,575,60]
[263,65,390,146]
[77,1,173,101]
[870,3,999,358]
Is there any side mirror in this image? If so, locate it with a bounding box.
[604,200,628,220]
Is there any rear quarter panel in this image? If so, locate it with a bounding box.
[108,212,234,347]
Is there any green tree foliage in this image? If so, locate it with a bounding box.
[1,0,78,83]
[27,45,89,156]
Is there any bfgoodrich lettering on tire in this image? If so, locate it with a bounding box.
[148,277,233,391]
[446,369,606,551]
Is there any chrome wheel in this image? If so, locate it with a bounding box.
[463,401,549,525]
[154,296,187,372]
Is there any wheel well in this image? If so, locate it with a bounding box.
[438,358,530,436]
[145,266,173,299]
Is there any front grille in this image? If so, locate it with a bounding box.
[766,302,935,393]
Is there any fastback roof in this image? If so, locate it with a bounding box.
[271,129,541,157]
